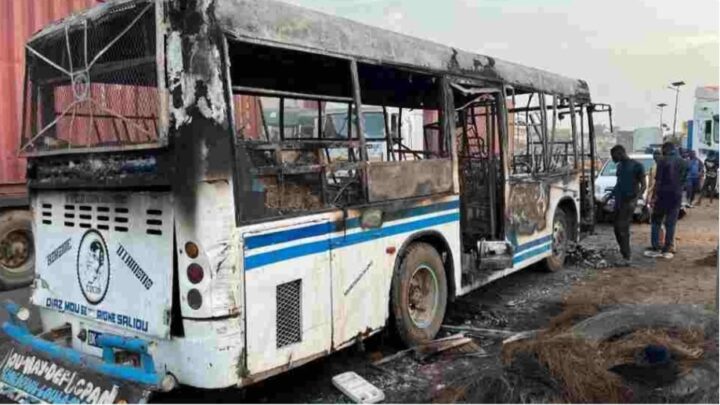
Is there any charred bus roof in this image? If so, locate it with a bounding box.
[215,0,592,103]
[27,0,592,103]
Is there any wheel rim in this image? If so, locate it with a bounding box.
[552,217,567,260]
[407,264,439,328]
[0,230,32,271]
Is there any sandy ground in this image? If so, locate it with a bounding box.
[567,202,718,308]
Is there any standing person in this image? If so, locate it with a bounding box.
[686,150,704,207]
[610,145,646,266]
[698,150,718,206]
[646,150,666,251]
[647,142,688,259]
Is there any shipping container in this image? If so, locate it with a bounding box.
[0,0,97,290]
[0,0,97,189]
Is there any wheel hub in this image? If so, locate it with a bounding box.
[408,264,439,328]
[0,230,32,271]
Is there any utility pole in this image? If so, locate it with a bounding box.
[657,103,667,137]
[668,81,685,139]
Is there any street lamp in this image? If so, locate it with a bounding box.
[668,81,685,138]
[657,103,667,136]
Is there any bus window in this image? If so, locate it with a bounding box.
[356,63,446,162]
[21,3,159,153]
[705,119,713,146]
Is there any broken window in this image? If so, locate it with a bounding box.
[356,63,447,162]
[228,40,363,220]
[508,91,578,175]
[20,1,160,153]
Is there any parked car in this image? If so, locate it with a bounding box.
[594,154,655,222]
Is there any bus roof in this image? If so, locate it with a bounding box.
[29,0,592,103]
[215,0,592,102]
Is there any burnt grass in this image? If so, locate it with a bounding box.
[155,227,628,403]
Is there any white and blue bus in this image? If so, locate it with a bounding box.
[1,0,602,401]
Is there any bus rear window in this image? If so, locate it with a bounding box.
[20,0,160,154]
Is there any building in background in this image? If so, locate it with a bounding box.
[687,85,719,161]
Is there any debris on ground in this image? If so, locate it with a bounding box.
[373,334,485,366]
[441,325,517,339]
[566,242,611,269]
[498,304,719,403]
[331,371,385,403]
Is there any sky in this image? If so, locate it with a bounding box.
[283,0,719,131]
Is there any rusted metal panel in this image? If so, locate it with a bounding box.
[214,0,592,102]
[367,160,453,202]
[0,0,96,185]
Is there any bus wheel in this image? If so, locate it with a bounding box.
[542,209,569,272]
[391,242,447,347]
[0,210,35,291]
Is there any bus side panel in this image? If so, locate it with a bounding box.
[241,215,335,375]
[506,176,579,268]
[330,196,461,348]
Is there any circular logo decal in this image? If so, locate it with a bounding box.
[76,230,110,305]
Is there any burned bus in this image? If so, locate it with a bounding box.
[0,0,603,401]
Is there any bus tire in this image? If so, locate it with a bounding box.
[541,209,569,272]
[0,210,35,291]
[390,242,448,347]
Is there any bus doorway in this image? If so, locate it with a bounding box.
[453,86,509,271]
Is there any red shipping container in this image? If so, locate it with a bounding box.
[0,0,97,190]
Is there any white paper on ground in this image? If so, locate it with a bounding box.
[331,371,385,403]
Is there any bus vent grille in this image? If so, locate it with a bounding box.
[276,279,302,348]
[41,203,52,225]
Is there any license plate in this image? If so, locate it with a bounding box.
[87,330,102,348]
[0,339,151,404]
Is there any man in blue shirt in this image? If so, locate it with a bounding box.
[647,142,688,259]
[686,150,704,207]
[610,145,646,266]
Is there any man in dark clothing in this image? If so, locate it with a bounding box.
[698,150,718,205]
[610,145,646,266]
[685,150,704,207]
[647,142,687,259]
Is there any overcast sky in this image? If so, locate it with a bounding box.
[284,0,719,130]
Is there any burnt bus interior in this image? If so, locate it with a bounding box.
[228,39,451,223]
[225,38,603,260]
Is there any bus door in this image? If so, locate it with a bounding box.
[453,85,512,269]
[241,217,333,374]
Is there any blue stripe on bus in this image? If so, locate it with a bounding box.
[514,235,553,253]
[244,212,460,270]
[512,242,552,264]
[244,200,460,250]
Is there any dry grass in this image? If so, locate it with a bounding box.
[502,312,708,404]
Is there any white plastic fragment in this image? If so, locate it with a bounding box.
[332,371,385,404]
